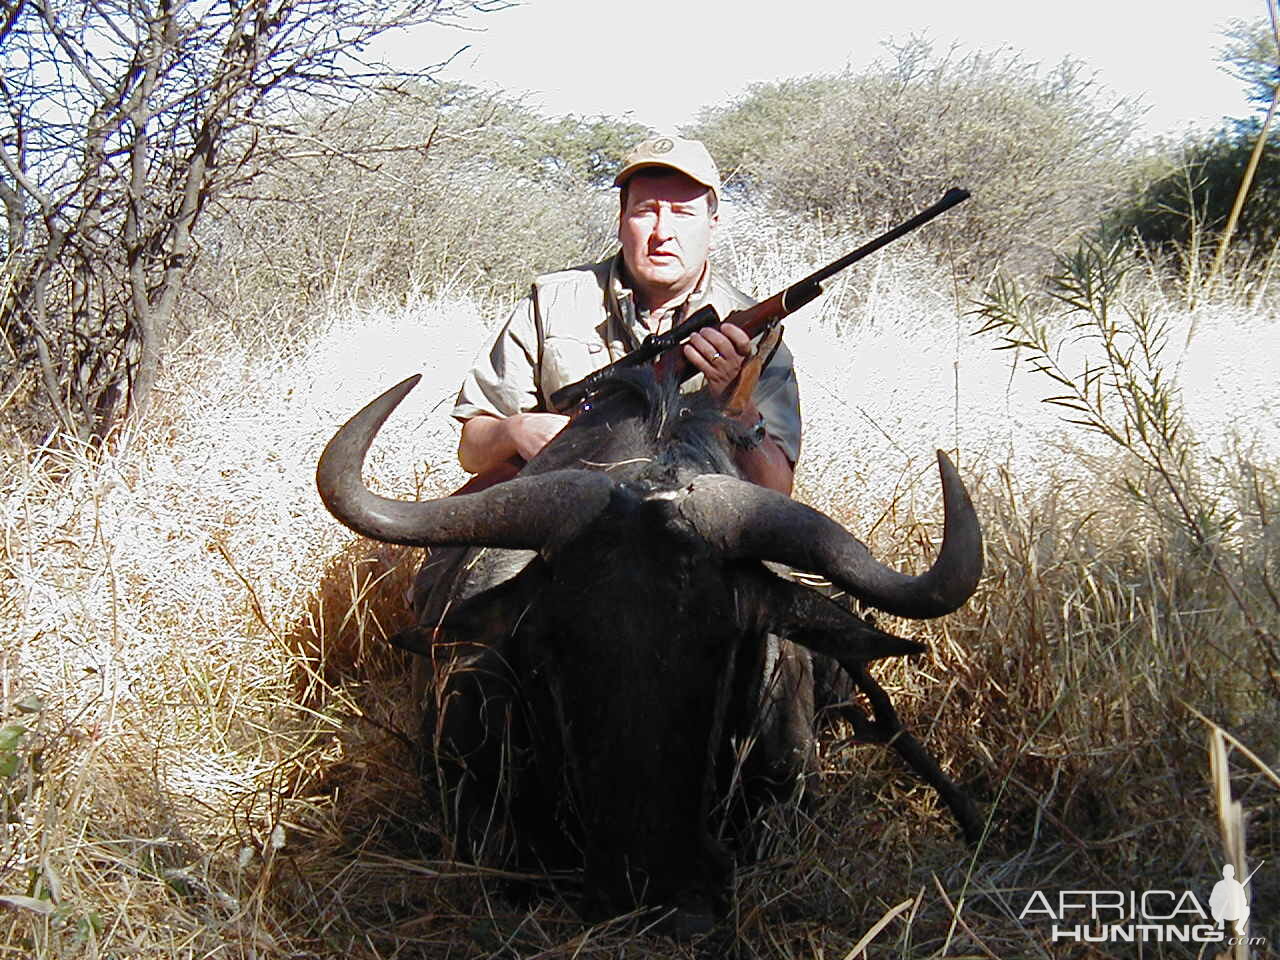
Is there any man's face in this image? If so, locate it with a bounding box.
[618,170,717,310]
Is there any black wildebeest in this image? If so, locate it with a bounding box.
[316,365,983,932]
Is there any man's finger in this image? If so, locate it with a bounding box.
[683,341,714,372]
[718,323,754,355]
[689,327,736,363]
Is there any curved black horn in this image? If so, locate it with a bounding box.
[678,450,982,619]
[316,376,615,549]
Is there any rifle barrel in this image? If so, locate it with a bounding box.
[801,187,970,289]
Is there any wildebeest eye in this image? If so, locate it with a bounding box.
[678,406,691,419]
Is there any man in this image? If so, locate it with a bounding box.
[451,136,801,493]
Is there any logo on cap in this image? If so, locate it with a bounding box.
[613,136,721,198]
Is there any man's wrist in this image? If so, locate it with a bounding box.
[730,427,795,495]
[730,412,768,450]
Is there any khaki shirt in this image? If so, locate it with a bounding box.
[452,254,802,463]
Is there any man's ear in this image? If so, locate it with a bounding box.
[707,205,720,253]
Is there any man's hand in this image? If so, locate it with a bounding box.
[684,323,794,494]
[458,411,569,474]
[682,322,754,397]
[507,412,570,461]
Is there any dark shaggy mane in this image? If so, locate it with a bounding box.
[528,367,743,482]
[600,366,731,444]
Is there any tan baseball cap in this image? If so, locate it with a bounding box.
[614,136,721,202]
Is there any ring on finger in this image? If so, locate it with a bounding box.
[711,351,722,360]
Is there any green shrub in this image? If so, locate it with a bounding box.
[974,239,1280,703]
[1107,120,1280,263]
[688,38,1136,278]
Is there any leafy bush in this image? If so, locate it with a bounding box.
[1220,16,1280,110]
[188,84,651,342]
[688,38,1137,278]
[1099,17,1280,297]
[1107,120,1280,266]
[974,239,1280,699]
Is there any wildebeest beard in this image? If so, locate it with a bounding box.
[315,366,984,935]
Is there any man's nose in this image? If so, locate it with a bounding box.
[652,205,675,239]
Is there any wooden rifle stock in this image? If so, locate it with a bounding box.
[455,187,971,496]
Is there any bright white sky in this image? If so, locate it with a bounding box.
[380,0,1269,139]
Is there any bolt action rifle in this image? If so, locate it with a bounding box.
[454,187,970,494]
[549,187,970,410]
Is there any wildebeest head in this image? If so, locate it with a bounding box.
[316,370,983,926]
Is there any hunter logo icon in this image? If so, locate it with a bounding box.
[651,137,674,154]
[1210,863,1256,936]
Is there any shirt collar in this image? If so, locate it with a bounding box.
[608,253,712,338]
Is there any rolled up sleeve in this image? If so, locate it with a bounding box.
[753,340,802,465]
[452,297,541,422]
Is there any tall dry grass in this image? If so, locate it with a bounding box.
[1,211,1277,957]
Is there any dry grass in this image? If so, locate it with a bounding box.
[1,229,1277,958]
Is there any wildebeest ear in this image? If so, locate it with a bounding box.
[387,561,550,656]
[435,561,550,642]
[386,624,434,656]
[749,565,925,664]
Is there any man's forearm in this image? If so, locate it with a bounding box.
[729,403,794,494]
[458,414,517,474]
[459,411,572,473]
[460,405,793,491]
[733,438,794,495]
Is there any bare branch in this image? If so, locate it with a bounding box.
[0,0,26,49]
[26,0,121,103]
[1,0,504,440]
[0,142,51,217]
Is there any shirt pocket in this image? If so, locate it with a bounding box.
[541,335,605,406]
